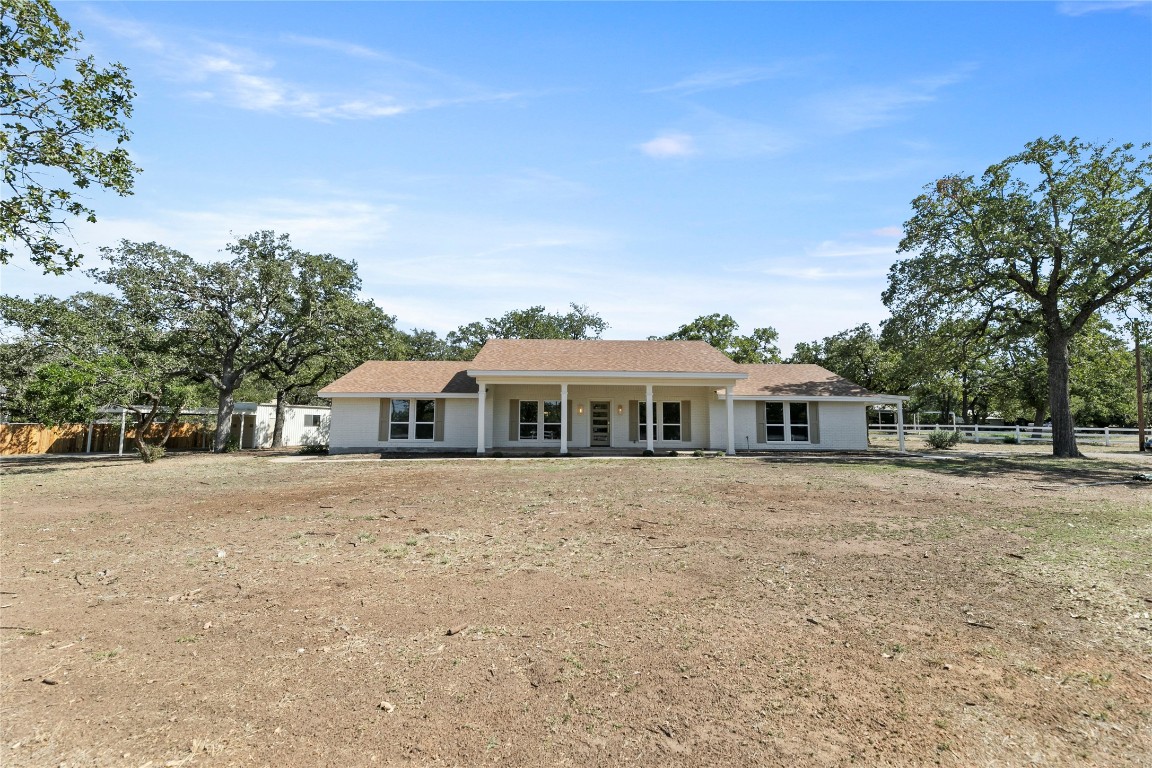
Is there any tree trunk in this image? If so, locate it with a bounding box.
[158,408,183,448]
[1136,322,1145,452]
[271,391,287,448]
[1046,333,1080,458]
[214,390,236,452]
[1031,407,1046,439]
[959,373,973,425]
[133,410,155,458]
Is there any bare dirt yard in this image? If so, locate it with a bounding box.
[2,449,1150,767]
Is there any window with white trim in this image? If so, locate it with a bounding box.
[638,401,682,441]
[391,399,435,440]
[765,402,809,442]
[520,400,562,440]
[305,414,322,427]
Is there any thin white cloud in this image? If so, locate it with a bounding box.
[805,240,899,260]
[84,11,519,121]
[806,66,975,133]
[71,198,399,266]
[695,113,793,158]
[3,193,896,357]
[760,266,888,280]
[647,64,800,95]
[640,133,697,158]
[280,34,392,61]
[639,110,793,160]
[1056,1,1150,16]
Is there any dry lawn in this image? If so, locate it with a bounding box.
[2,450,1150,767]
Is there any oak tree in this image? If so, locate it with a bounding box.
[885,137,1151,457]
[1,0,139,273]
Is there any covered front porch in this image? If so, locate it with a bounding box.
[471,379,740,456]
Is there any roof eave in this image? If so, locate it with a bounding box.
[319,391,478,398]
[467,369,747,380]
[722,393,910,403]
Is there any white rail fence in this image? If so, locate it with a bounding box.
[869,423,1146,448]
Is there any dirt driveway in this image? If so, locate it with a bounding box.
[2,451,1150,766]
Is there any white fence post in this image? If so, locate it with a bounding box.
[974,423,980,443]
[1015,425,1021,444]
[1104,426,1110,447]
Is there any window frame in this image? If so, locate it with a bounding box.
[638,400,683,442]
[764,401,810,443]
[519,399,564,441]
[390,398,437,441]
[305,414,322,428]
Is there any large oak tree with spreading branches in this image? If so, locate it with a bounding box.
[884,136,1151,457]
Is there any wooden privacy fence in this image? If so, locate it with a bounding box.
[0,422,211,456]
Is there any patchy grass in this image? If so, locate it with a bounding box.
[1,450,1149,767]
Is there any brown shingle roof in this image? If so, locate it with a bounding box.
[731,364,875,397]
[319,362,476,395]
[469,339,744,374]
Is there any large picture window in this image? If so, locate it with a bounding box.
[391,399,436,440]
[763,402,809,443]
[638,401,682,441]
[519,400,563,440]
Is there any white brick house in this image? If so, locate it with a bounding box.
[319,339,907,454]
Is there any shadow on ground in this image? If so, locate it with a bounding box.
[754,450,1152,487]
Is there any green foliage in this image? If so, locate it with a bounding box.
[925,429,962,450]
[886,136,1152,457]
[661,313,781,363]
[137,444,164,463]
[399,328,460,361]
[93,232,395,452]
[297,443,328,455]
[641,449,655,457]
[1,0,140,273]
[1068,318,1138,426]
[443,304,608,361]
[20,357,115,425]
[0,290,199,458]
[790,323,895,391]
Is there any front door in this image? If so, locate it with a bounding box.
[590,401,611,447]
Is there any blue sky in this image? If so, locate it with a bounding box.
[4,0,1150,354]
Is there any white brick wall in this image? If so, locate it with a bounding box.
[709,399,870,450]
[815,402,869,449]
[328,397,478,452]
[332,393,871,452]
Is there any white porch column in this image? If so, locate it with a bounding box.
[560,383,568,455]
[645,384,654,453]
[897,400,906,453]
[117,409,126,456]
[725,386,735,455]
[476,383,486,455]
[238,415,245,450]
[86,420,94,453]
